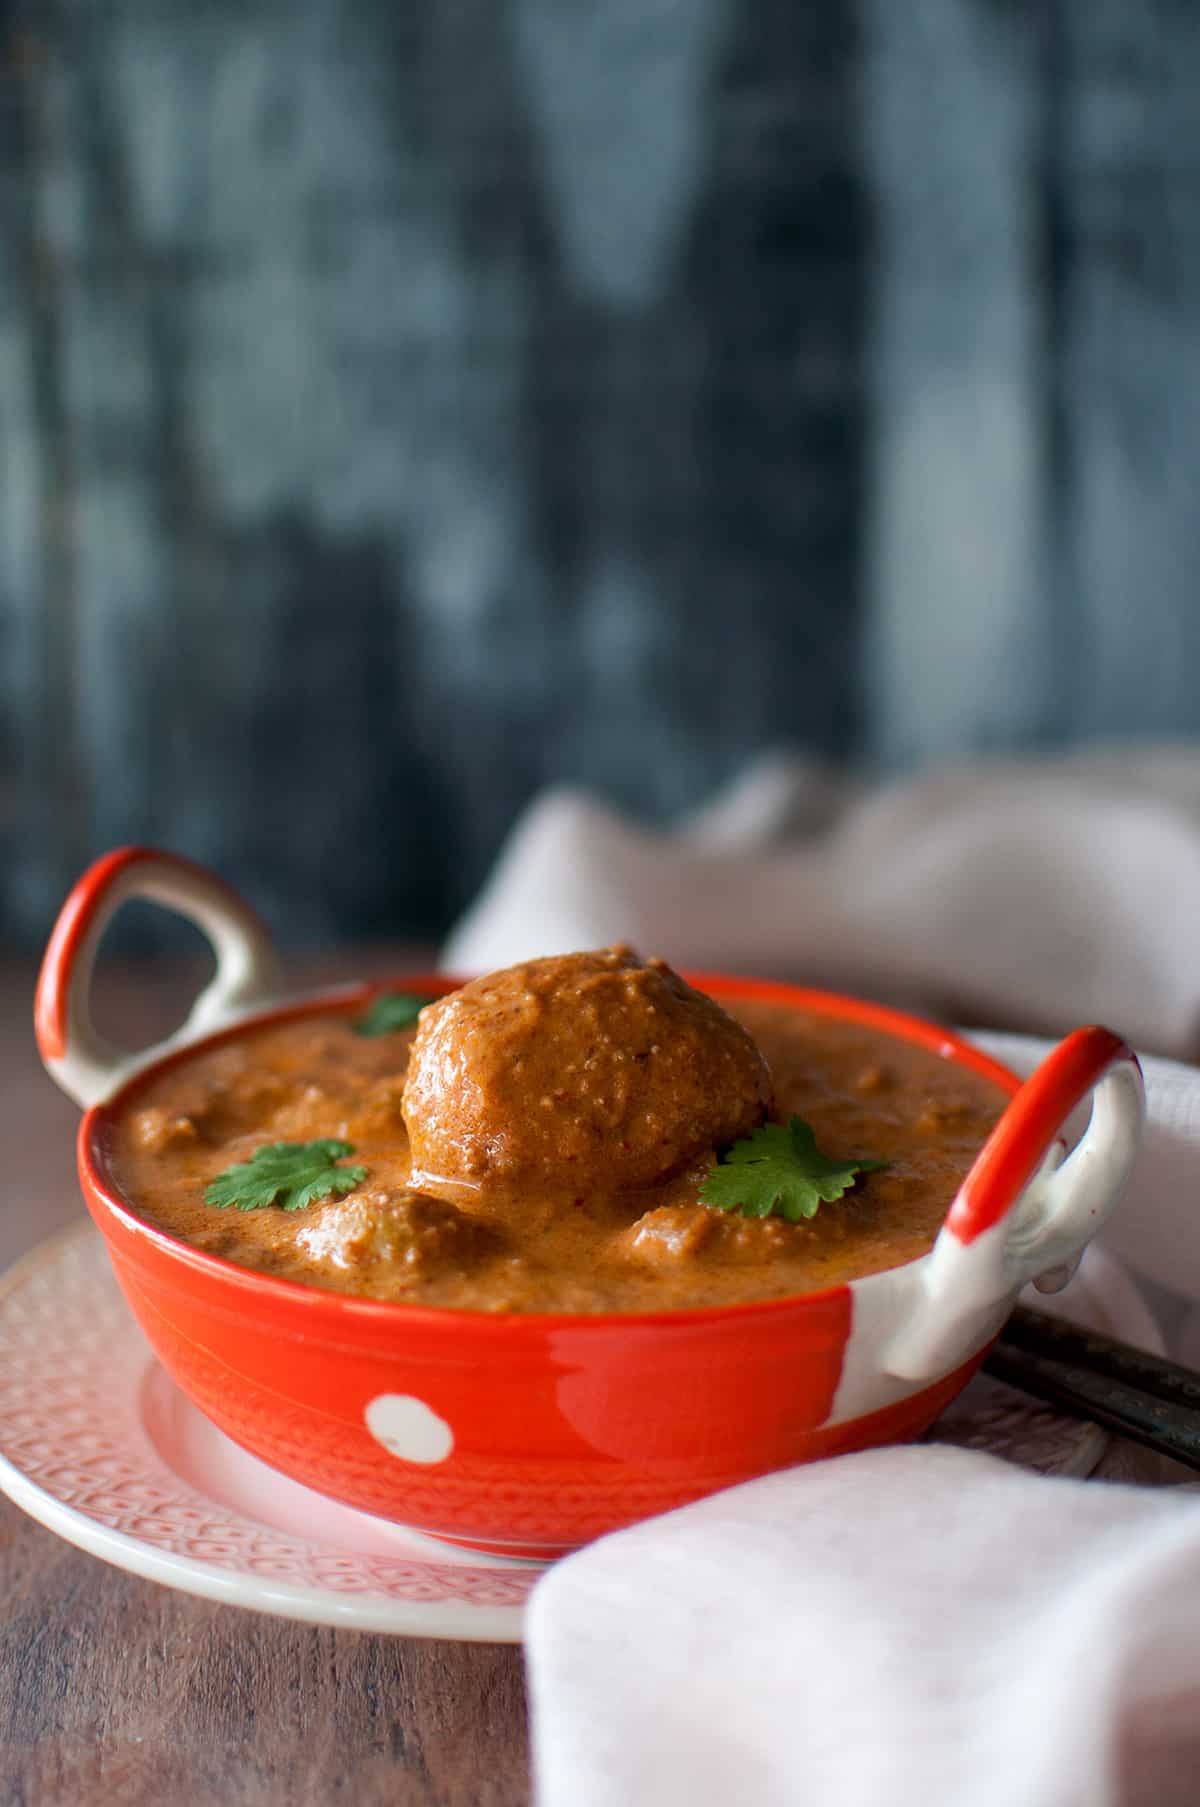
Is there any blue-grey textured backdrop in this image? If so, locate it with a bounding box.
[4,0,1200,945]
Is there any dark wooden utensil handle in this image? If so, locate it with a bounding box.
[985,1307,1200,1472]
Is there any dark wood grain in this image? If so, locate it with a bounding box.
[0,953,532,1807]
[0,1511,529,1806]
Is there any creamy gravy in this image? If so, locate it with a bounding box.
[107,995,1008,1313]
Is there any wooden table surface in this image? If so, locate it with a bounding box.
[0,952,532,1807]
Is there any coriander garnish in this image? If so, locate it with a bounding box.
[699,1115,888,1223]
[204,1140,368,1213]
[353,992,430,1037]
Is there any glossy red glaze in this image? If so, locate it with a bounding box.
[34,844,268,1063]
[947,1025,1132,1243]
[65,973,1033,1555]
[40,850,1133,1554]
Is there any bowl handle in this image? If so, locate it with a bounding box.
[883,1026,1145,1383]
[35,846,284,1109]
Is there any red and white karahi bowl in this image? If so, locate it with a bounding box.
[35,848,1145,1558]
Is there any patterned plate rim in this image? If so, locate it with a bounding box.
[0,1221,535,1643]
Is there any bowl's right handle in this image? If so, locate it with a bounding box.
[35,846,284,1109]
[884,1026,1145,1383]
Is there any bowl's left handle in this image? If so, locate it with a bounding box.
[884,1026,1145,1383]
[35,846,284,1109]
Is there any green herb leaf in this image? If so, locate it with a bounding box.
[353,992,430,1037]
[204,1140,368,1213]
[699,1115,889,1223]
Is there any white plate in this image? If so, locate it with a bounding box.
[0,1224,538,1641]
[0,1225,1158,1642]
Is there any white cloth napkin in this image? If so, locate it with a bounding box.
[445,747,1200,1058]
[526,1449,1200,1807]
[442,753,1200,1807]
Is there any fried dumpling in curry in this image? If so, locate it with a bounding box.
[401,946,773,1195]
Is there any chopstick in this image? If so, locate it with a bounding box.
[983,1306,1200,1473]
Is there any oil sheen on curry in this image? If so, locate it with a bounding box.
[108,949,1008,1314]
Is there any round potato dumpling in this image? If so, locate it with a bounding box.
[401,946,772,1194]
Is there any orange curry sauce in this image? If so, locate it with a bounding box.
[109,995,1007,1314]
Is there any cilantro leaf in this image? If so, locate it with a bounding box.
[204,1140,368,1213]
[698,1115,889,1223]
[353,992,431,1037]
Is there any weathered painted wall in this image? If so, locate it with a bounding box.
[2,1,1197,945]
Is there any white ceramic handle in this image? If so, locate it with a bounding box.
[885,1028,1145,1383]
[36,847,284,1109]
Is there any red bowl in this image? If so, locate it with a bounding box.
[36,849,1145,1558]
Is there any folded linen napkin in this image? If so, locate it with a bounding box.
[442,754,1200,1807]
[445,747,1200,1059]
[526,1447,1200,1807]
